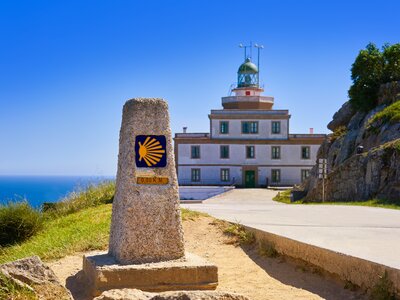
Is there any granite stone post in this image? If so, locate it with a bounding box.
[82,98,218,296]
[108,98,185,264]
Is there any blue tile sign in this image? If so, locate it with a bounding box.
[135,135,167,168]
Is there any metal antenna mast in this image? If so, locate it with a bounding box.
[254,43,264,85]
[239,43,252,60]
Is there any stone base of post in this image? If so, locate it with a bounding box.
[82,251,218,297]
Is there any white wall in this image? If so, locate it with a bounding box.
[211,119,288,139]
[178,144,319,166]
[178,165,312,186]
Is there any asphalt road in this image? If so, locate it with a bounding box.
[182,189,400,269]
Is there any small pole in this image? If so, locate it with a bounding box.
[322,172,325,202]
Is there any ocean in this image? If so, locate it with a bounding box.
[0,176,115,208]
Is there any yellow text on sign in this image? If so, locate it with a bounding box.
[136,176,169,185]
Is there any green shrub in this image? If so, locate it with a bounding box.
[0,201,43,246]
[370,271,396,300]
[46,181,115,217]
[223,223,255,245]
[369,101,400,128]
[330,125,348,142]
[258,240,278,258]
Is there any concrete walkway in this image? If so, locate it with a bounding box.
[182,189,400,270]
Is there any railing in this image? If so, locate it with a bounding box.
[289,134,327,138]
[175,133,210,138]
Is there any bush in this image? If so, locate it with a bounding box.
[46,181,115,217]
[370,271,396,300]
[0,201,43,246]
[370,101,400,126]
[349,43,400,112]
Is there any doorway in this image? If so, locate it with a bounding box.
[244,170,256,188]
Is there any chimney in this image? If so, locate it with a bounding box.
[183,127,187,133]
[309,128,314,134]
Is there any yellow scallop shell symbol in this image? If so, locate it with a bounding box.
[138,137,166,167]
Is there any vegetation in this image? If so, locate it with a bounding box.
[0,202,43,247]
[330,125,348,142]
[258,240,278,258]
[273,189,400,210]
[0,272,36,300]
[370,271,397,300]
[273,190,294,204]
[368,100,400,130]
[349,43,400,111]
[223,223,255,245]
[0,204,112,264]
[181,208,209,221]
[45,181,115,217]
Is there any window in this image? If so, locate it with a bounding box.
[242,121,258,134]
[220,145,229,159]
[220,121,229,134]
[191,169,201,182]
[191,145,200,159]
[271,121,281,134]
[301,169,310,182]
[220,169,230,182]
[271,146,281,159]
[301,146,311,159]
[271,169,281,183]
[246,146,255,159]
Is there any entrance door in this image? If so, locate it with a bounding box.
[244,170,256,188]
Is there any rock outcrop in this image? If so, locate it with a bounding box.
[95,289,250,300]
[302,82,400,202]
[0,256,72,299]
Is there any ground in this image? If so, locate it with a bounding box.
[183,189,400,269]
[49,214,366,300]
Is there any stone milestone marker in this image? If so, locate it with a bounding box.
[109,98,184,264]
[82,98,218,296]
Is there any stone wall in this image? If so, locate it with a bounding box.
[302,82,400,202]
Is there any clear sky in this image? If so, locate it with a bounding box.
[1,0,399,176]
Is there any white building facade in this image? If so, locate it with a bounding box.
[174,57,325,187]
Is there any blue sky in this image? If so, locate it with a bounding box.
[1,0,399,176]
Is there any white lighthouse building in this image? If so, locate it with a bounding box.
[174,49,325,188]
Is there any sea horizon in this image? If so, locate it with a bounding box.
[0,175,115,208]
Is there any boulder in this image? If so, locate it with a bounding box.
[327,101,355,131]
[0,256,72,300]
[95,289,250,300]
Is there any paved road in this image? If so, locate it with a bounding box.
[182,189,400,269]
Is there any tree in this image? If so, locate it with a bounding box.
[348,43,400,111]
[348,43,384,111]
[383,43,400,82]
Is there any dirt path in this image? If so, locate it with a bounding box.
[49,216,367,300]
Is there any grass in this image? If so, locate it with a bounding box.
[223,223,255,245]
[0,272,37,300]
[0,204,112,264]
[272,190,293,204]
[0,205,208,264]
[0,202,44,246]
[330,125,348,142]
[181,208,209,221]
[45,181,115,217]
[273,189,400,210]
[368,100,400,132]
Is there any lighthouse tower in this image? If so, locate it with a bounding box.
[222,51,274,110]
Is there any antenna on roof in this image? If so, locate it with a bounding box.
[239,43,252,60]
[254,43,264,84]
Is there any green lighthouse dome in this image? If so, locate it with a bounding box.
[238,58,258,74]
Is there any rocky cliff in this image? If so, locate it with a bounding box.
[302,81,400,202]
